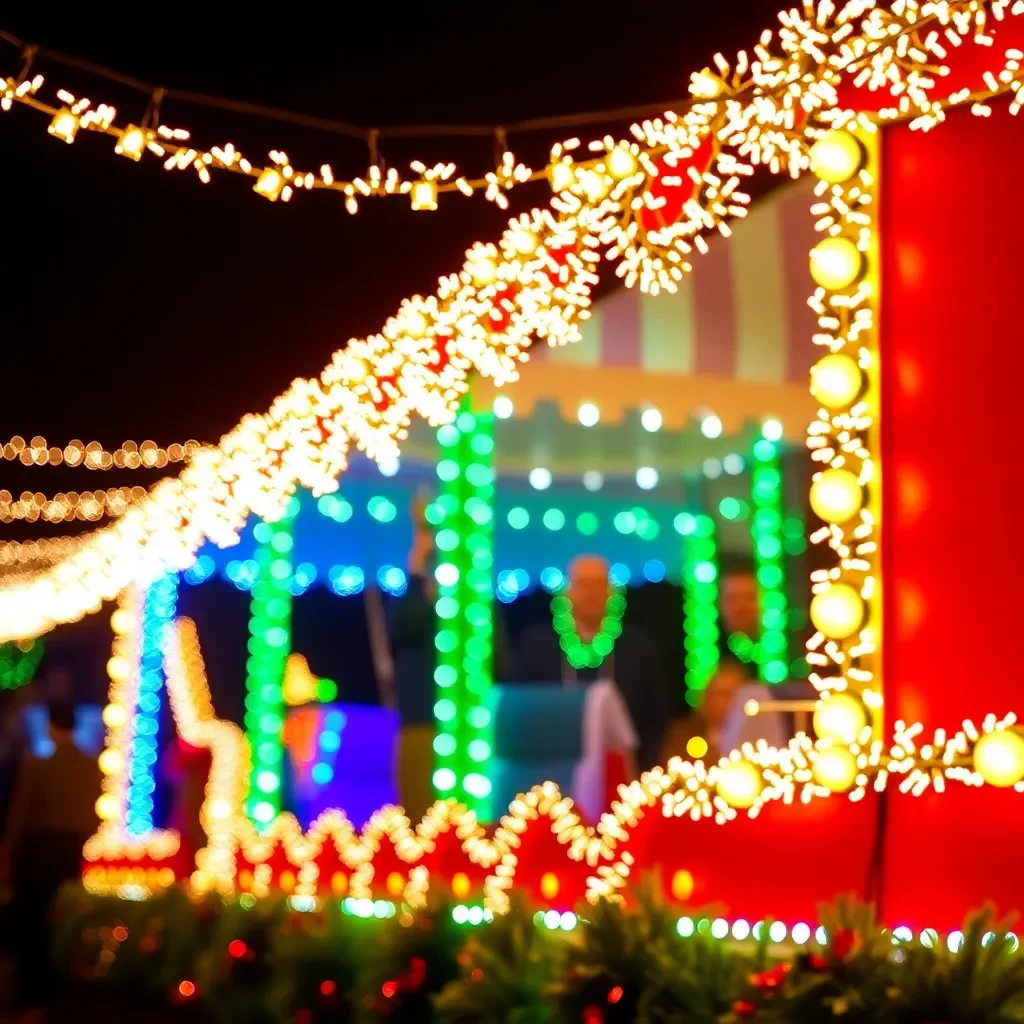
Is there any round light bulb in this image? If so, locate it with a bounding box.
[106,656,131,683]
[809,131,864,184]
[578,169,610,202]
[715,760,763,809]
[98,749,124,775]
[813,693,868,744]
[607,146,638,179]
[577,402,600,427]
[671,869,694,900]
[974,730,1024,788]
[548,161,576,193]
[810,353,863,410]
[493,395,514,419]
[469,256,498,286]
[110,609,134,635]
[510,229,539,256]
[810,469,864,524]
[810,583,864,640]
[641,407,662,432]
[810,236,864,291]
[95,793,119,820]
[403,310,429,339]
[102,703,128,728]
[812,747,858,793]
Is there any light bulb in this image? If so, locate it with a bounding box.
[810,236,864,291]
[403,310,429,339]
[48,109,80,144]
[715,760,762,809]
[810,469,863,523]
[468,255,497,286]
[810,583,864,640]
[810,353,863,410]
[115,125,148,162]
[577,402,600,427]
[410,179,438,211]
[510,229,539,256]
[578,169,609,202]
[493,395,514,419]
[607,146,638,179]
[810,131,864,184]
[671,870,694,900]
[812,747,858,792]
[641,407,662,432]
[690,67,723,98]
[547,161,576,193]
[254,167,284,201]
[106,656,131,683]
[110,608,134,635]
[98,749,124,775]
[974,730,1024,788]
[813,693,867,744]
[95,793,119,820]
[102,703,128,728]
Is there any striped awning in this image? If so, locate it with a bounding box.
[475,178,820,440]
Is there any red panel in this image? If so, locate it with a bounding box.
[880,104,1024,926]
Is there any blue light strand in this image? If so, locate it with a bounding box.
[125,571,177,836]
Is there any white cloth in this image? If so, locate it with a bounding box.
[571,679,638,820]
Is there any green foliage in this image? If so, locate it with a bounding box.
[434,895,561,1024]
[550,878,733,1024]
[49,883,1024,1024]
[356,895,464,1024]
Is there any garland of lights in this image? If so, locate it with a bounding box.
[3,1,1022,644]
[0,638,44,689]
[550,588,626,671]
[0,484,150,525]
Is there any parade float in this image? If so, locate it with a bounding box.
[2,0,1023,957]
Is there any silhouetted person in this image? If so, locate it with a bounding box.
[2,702,101,1020]
[513,555,670,772]
[661,662,746,764]
[718,565,762,679]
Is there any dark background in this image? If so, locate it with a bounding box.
[0,1,800,716]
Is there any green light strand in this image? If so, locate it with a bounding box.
[750,431,790,684]
[244,497,298,830]
[550,589,625,670]
[680,513,720,709]
[432,400,495,819]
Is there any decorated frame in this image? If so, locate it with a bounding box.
[4,0,1024,928]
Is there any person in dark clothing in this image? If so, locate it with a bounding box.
[512,554,670,773]
[1,702,101,1020]
[718,565,762,679]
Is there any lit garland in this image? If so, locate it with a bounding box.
[5,0,1023,643]
[0,638,44,689]
[550,587,626,671]
[2,435,200,469]
[749,424,791,684]
[679,513,720,708]
[432,401,496,817]
[244,503,298,829]
[125,572,177,835]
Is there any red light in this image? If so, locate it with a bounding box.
[382,981,398,998]
[470,968,484,982]
[112,926,128,942]
[228,939,247,959]
[608,985,624,1004]
[178,980,196,999]
[320,980,337,997]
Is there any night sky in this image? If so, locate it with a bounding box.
[2,1,785,502]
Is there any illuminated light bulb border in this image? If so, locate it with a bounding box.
[4,3,1024,641]
[432,402,496,817]
[679,513,720,708]
[749,429,790,685]
[0,484,151,525]
[244,502,298,830]
[804,122,882,736]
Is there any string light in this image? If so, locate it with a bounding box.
[550,586,625,671]
[0,485,149,524]
[750,425,790,684]
[679,513,720,708]
[125,572,177,835]
[1,435,201,468]
[432,402,496,816]
[244,501,298,829]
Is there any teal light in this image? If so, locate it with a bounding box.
[507,507,529,530]
[542,508,566,531]
[576,512,598,535]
